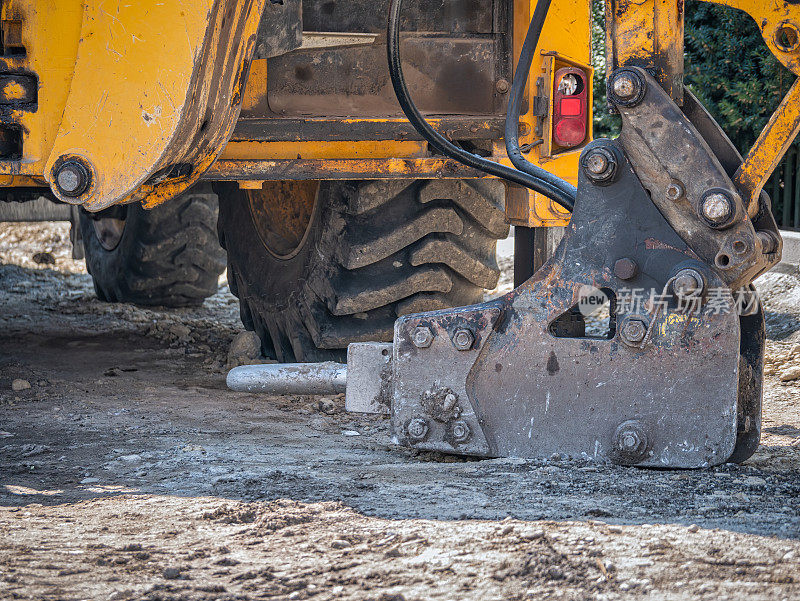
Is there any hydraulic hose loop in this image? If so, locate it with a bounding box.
[386,0,576,212]
[504,0,576,206]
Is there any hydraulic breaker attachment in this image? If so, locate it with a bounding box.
[336,0,793,468]
[348,67,780,468]
[225,0,795,468]
[345,135,769,466]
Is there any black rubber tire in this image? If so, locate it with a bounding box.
[80,185,226,307]
[216,179,509,362]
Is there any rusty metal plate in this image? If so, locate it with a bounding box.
[346,342,393,414]
[392,305,500,456]
[267,36,502,117]
[389,140,747,468]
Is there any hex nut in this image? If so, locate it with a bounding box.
[451,420,471,443]
[584,151,608,175]
[666,182,684,201]
[452,328,475,351]
[673,268,704,298]
[620,317,648,346]
[407,418,429,441]
[613,258,638,280]
[609,69,646,106]
[581,147,618,185]
[613,420,650,464]
[495,78,510,94]
[412,326,434,348]
[612,73,637,99]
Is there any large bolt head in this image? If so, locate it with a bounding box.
[584,152,608,175]
[407,417,429,441]
[613,420,650,464]
[54,160,90,197]
[613,258,638,280]
[620,317,647,345]
[609,69,645,106]
[666,182,684,201]
[613,73,637,99]
[450,420,471,443]
[412,326,434,348]
[673,268,704,297]
[701,191,734,226]
[581,147,618,184]
[452,328,475,351]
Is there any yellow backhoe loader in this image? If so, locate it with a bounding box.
[2,0,799,467]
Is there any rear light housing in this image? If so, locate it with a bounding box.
[552,66,589,149]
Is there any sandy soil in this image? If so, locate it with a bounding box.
[1,222,799,601]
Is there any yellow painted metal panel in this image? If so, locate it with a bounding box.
[221,140,428,160]
[43,1,214,207]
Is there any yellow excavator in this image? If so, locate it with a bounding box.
[2,0,799,467]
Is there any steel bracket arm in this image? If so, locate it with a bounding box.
[711,1,800,217]
[608,0,800,218]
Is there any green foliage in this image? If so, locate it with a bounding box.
[591,0,620,138]
[684,2,792,155]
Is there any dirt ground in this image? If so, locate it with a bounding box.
[1,222,799,601]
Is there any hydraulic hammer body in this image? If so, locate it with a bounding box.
[314,0,798,467]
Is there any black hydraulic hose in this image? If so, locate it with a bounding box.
[387,0,575,212]
[504,0,577,207]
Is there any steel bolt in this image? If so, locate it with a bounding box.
[666,182,684,201]
[582,147,618,184]
[412,326,434,348]
[610,70,645,105]
[407,417,429,441]
[673,268,704,297]
[757,230,779,254]
[585,152,608,174]
[453,328,475,351]
[613,420,650,464]
[54,160,90,197]
[701,191,734,226]
[451,420,471,443]
[495,78,510,94]
[613,258,638,280]
[620,317,647,345]
[442,392,458,412]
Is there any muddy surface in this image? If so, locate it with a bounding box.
[1,222,800,600]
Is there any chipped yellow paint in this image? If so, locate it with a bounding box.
[737,79,800,217]
[1,80,26,102]
[0,0,265,210]
[608,0,800,217]
[713,1,800,215]
[0,1,84,178]
[45,0,240,209]
[606,0,683,101]
[715,1,800,76]
[513,0,592,226]
[657,312,703,339]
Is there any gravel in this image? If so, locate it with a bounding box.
[1,223,799,600]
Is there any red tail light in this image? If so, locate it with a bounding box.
[552,67,588,148]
